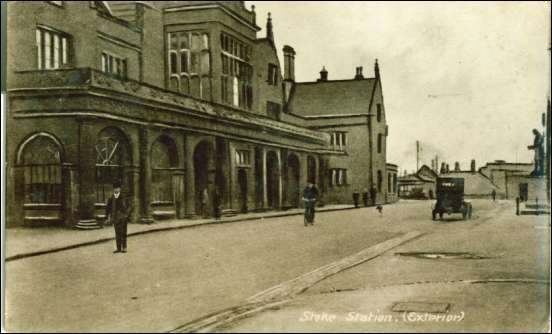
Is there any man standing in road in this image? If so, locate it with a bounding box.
[106,180,131,254]
[302,183,319,226]
[491,189,496,201]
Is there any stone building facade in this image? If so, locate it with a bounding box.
[6,1,395,228]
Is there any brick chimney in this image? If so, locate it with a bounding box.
[318,66,328,82]
[454,162,461,172]
[471,159,476,173]
[266,12,274,44]
[283,45,295,82]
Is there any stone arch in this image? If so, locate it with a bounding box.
[16,132,64,205]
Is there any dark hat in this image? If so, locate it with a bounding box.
[113,180,122,188]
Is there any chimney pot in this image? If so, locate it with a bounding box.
[318,66,328,82]
[354,65,364,80]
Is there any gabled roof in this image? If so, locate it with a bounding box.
[287,78,377,117]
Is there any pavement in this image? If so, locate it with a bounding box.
[4,199,550,332]
[5,204,353,261]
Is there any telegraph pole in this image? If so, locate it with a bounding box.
[416,140,420,171]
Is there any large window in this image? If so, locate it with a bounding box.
[221,33,253,110]
[36,26,71,70]
[168,31,211,99]
[330,132,347,151]
[101,52,127,79]
[20,135,63,204]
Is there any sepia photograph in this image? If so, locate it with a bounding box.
[1,1,551,332]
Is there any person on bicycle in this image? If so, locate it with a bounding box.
[302,182,319,226]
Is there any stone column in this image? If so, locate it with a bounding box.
[277,149,283,209]
[184,136,196,217]
[78,118,98,227]
[62,163,79,227]
[262,147,268,209]
[139,127,154,224]
[125,165,140,223]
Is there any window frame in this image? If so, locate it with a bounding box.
[36,25,72,70]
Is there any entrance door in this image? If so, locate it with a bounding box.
[238,169,248,213]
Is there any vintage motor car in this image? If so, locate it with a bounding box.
[432,177,473,220]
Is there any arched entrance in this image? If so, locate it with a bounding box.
[266,151,280,209]
[237,169,248,213]
[95,127,131,204]
[16,133,64,225]
[287,154,300,207]
[194,140,215,216]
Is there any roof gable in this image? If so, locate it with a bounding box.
[288,78,377,117]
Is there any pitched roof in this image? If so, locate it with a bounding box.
[287,78,377,117]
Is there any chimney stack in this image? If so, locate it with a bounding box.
[251,5,256,25]
[440,162,446,174]
[354,66,364,80]
[471,159,476,173]
[283,45,295,82]
[266,12,274,43]
[318,66,328,82]
[446,164,450,173]
[454,162,461,172]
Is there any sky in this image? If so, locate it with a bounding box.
[249,1,551,174]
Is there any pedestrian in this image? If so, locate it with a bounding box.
[106,180,131,254]
[302,182,319,226]
[213,188,222,220]
[362,188,369,207]
[352,189,360,208]
[491,189,496,202]
[370,187,377,206]
[201,187,209,218]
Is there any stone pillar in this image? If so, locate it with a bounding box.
[184,136,196,217]
[78,118,98,226]
[262,148,268,209]
[62,163,78,227]
[139,127,154,224]
[125,165,140,223]
[277,149,283,209]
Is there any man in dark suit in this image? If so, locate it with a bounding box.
[106,181,131,253]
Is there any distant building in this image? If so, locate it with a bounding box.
[398,165,437,199]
